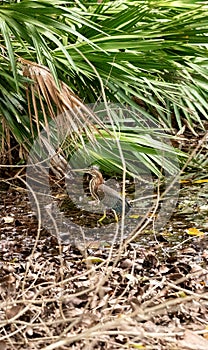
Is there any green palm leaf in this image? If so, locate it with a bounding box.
[0,0,207,174]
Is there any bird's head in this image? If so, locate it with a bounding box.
[86,168,104,187]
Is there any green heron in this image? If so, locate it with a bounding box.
[85,168,131,223]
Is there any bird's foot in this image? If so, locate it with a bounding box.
[97,210,106,225]
[97,209,119,226]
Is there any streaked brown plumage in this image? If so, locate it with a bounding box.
[86,168,131,216]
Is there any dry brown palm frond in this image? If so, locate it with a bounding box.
[19,58,106,145]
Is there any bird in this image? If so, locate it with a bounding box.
[84,167,131,223]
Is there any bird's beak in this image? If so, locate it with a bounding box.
[73,168,90,173]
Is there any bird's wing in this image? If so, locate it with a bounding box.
[99,184,130,213]
[99,184,122,200]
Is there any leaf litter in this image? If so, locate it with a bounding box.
[0,180,208,350]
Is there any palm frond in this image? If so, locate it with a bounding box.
[1,0,208,168]
[19,58,106,145]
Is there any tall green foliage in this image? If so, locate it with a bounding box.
[0,0,207,164]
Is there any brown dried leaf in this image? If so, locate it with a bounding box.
[0,341,7,350]
[178,330,208,350]
[5,305,22,319]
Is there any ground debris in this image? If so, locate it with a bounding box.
[0,187,208,349]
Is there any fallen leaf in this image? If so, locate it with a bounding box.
[83,256,104,264]
[178,329,208,350]
[186,228,204,236]
[5,305,22,319]
[193,179,208,183]
[129,214,140,219]
[128,342,145,349]
[3,216,14,223]
[0,341,7,350]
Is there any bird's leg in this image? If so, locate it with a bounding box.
[98,209,119,225]
[112,209,119,223]
[98,210,106,225]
